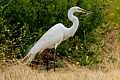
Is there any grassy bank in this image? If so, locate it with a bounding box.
[0,30,120,80]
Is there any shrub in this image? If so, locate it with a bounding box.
[0,0,110,66]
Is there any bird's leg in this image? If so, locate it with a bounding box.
[54,43,59,72]
[42,49,51,71]
[54,48,56,72]
[47,53,49,71]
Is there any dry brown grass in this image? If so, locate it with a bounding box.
[0,64,120,80]
[0,30,120,80]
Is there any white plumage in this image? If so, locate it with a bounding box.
[22,6,89,66]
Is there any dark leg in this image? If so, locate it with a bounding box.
[54,49,56,72]
[47,54,49,71]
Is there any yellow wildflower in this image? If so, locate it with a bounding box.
[76,61,79,65]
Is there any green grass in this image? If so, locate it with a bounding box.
[117,33,120,43]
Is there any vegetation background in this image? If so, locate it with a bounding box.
[0,0,120,79]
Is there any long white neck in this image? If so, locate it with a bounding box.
[67,9,79,37]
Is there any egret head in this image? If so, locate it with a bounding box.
[69,6,91,14]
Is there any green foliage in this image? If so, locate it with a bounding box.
[0,0,111,66]
[56,60,64,68]
[117,32,120,43]
[107,56,117,63]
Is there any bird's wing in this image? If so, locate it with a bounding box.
[29,23,66,54]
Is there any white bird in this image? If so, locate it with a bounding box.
[22,6,90,71]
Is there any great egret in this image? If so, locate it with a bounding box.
[22,6,90,71]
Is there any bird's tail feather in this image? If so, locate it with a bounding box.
[21,53,36,65]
